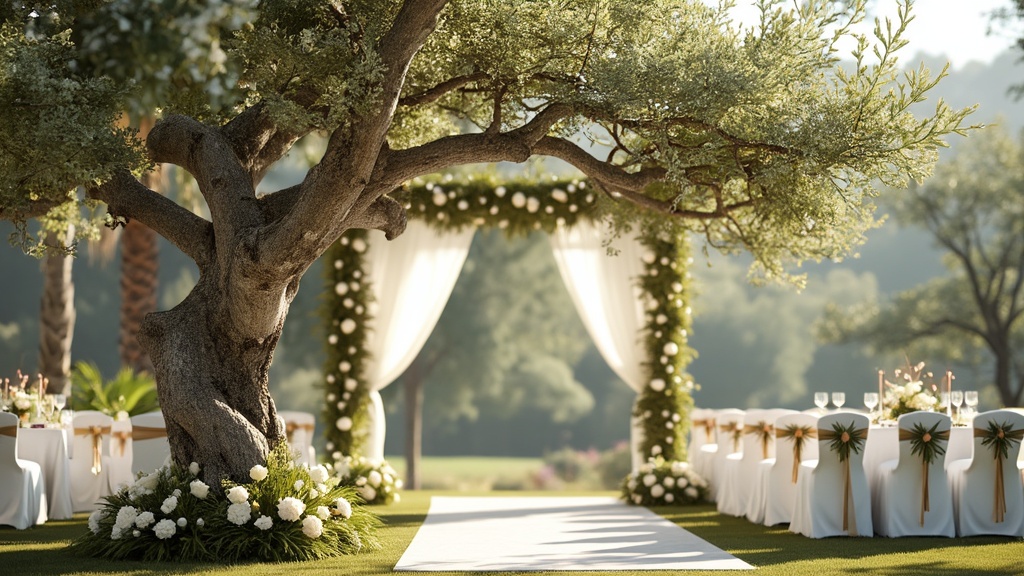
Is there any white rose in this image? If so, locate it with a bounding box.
[663,476,676,488]
[254,515,274,531]
[249,465,269,481]
[294,480,305,491]
[227,486,249,504]
[189,462,200,476]
[153,518,176,540]
[650,484,665,498]
[302,515,324,539]
[357,485,377,503]
[160,496,178,514]
[333,498,352,519]
[277,497,306,522]
[226,502,252,525]
[190,480,210,499]
[642,474,657,487]
[317,506,330,520]
[135,473,160,492]
[368,470,383,488]
[309,465,329,484]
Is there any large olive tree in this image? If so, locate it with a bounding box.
[1,0,972,483]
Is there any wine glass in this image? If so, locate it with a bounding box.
[53,393,66,413]
[951,390,964,420]
[832,392,846,410]
[814,392,829,412]
[964,390,979,417]
[863,392,878,416]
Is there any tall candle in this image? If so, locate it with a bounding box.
[946,370,953,417]
[878,370,884,413]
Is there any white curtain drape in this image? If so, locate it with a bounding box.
[360,220,474,462]
[549,221,651,471]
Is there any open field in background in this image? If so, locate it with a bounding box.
[384,456,545,490]
[1,490,1022,576]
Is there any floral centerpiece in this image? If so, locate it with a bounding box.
[10,390,38,422]
[71,444,379,562]
[621,458,708,506]
[881,361,941,421]
[335,455,402,505]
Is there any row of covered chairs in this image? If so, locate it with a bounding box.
[690,406,1024,538]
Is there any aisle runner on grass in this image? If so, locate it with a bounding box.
[394,496,753,571]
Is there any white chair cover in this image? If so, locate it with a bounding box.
[130,411,170,475]
[0,412,47,529]
[69,410,114,512]
[746,411,818,526]
[691,409,718,482]
[872,412,954,537]
[717,409,793,517]
[704,409,745,502]
[107,418,134,493]
[790,412,873,538]
[279,410,317,466]
[946,409,1024,537]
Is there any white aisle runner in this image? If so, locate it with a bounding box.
[394,496,754,571]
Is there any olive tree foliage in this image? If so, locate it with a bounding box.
[820,125,1024,407]
[1,0,973,483]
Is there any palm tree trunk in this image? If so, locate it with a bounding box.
[404,359,424,490]
[38,224,76,396]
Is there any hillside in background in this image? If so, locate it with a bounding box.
[1,48,1021,456]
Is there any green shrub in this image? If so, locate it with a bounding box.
[71,361,159,417]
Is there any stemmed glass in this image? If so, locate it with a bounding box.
[832,392,846,410]
[964,390,978,417]
[863,392,878,417]
[814,392,829,412]
[53,393,66,413]
[951,390,964,420]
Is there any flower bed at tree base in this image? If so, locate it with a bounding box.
[70,444,380,563]
[621,458,708,506]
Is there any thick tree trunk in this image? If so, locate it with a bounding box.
[38,224,76,396]
[119,217,158,374]
[994,345,1015,407]
[138,272,290,484]
[404,359,424,490]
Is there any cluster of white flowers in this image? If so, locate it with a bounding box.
[336,456,402,505]
[882,369,942,421]
[153,518,177,540]
[622,459,707,506]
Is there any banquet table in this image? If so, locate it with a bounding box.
[17,427,74,520]
[862,425,974,482]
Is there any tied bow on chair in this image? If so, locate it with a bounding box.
[75,425,111,475]
[976,421,1024,523]
[776,424,816,483]
[111,430,131,458]
[692,418,716,443]
[818,421,868,533]
[285,422,315,443]
[744,421,774,459]
[0,425,16,438]
[131,426,167,441]
[898,422,948,526]
[719,421,742,453]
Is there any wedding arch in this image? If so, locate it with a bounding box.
[319,177,696,472]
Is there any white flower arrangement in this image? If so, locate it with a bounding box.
[621,458,708,506]
[881,361,941,422]
[333,455,402,505]
[71,444,380,563]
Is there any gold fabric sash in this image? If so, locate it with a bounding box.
[692,418,716,443]
[974,426,1024,523]
[285,422,315,443]
[75,425,111,475]
[719,422,742,453]
[777,424,817,483]
[744,421,774,459]
[132,425,168,441]
[898,427,949,526]
[818,426,869,533]
[111,430,131,458]
[0,425,17,438]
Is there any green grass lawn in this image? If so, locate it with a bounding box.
[2,490,1022,576]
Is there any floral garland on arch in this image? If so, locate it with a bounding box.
[320,175,698,498]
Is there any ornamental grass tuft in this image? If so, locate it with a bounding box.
[70,443,380,562]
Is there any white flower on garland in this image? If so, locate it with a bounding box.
[310,465,329,483]
[277,497,306,521]
[153,518,176,540]
[333,497,352,518]
[160,496,178,514]
[665,493,675,503]
[663,476,676,488]
[642,474,657,487]
[114,506,138,532]
[226,502,252,525]
[302,515,323,539]
[649,378,666,392]
[357,485,377,502]
[226,486,249,504]
[135,511,155,529]
[336,416,353,431]
[650,484,665,498]
[88,510,104,534]
[340,318,357,334]
[254,515,274,531]
[250,465,269,481]
[684,487,698,499]
[190,479,210,499]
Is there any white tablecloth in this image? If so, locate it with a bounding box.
[862,426,973,482]
[17,427,74,520]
